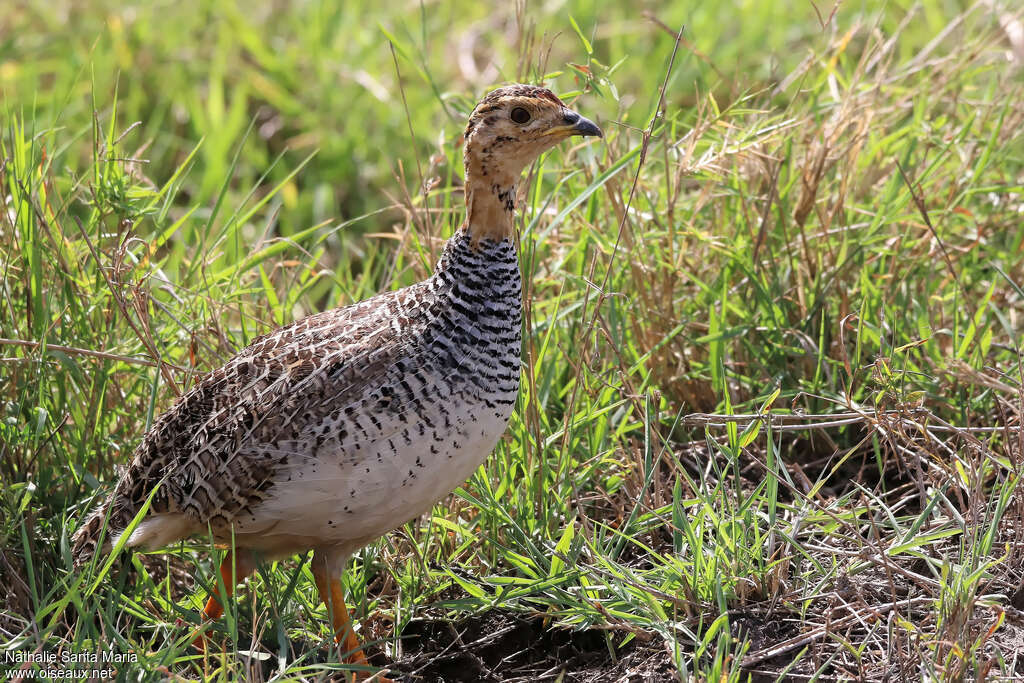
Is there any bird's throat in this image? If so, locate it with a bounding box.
[464,180,516,246]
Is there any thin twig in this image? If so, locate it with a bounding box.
[681,408,1010,433]
[741,597,932,666]
[895,159,961,294]
[71,215,183,396]
[0,337,185,371]
[389,41,430,245]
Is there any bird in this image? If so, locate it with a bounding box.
[70,83,602,673]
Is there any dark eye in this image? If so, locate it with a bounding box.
[510,107,531,124]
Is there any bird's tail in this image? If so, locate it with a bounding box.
[71,501,119,569]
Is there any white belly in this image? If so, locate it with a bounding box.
[234,391,514,554]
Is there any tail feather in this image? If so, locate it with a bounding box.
[71,500,122,569]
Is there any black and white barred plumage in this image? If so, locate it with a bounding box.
[73,228,521,564]
[71,83,601,590]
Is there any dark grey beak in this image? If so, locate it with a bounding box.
[573,115,603,138]
[563,110,603,138]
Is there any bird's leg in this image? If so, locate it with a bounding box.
[311,559,369,666]
[191,549,256,650]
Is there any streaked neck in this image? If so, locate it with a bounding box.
[463,178,516,245]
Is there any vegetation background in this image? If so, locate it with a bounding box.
[2,0,1023,680]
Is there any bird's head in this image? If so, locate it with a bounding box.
[461,84,601,243]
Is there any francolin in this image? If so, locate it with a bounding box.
[72,84,602,673]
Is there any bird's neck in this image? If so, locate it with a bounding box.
[462,148,520,245]
[436,170,521,281]
[464,183,515,244]
[433,224,521,300]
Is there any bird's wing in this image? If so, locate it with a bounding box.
[72,284,428,558]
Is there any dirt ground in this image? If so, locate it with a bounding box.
[384,610,677,682]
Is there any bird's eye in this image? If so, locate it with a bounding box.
[510,107,531,124]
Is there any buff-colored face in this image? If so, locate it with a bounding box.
[464,85,602,185]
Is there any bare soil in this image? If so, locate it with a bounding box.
[383,610,677,682]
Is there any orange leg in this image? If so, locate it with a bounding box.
[191,549,256,650]
[311,560,370,667]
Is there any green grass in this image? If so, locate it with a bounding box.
[3,1,1024,680]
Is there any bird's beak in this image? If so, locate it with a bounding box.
[545,109,603,139]
[570,113,603,138]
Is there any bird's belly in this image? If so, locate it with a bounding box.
[234,385,516,552]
